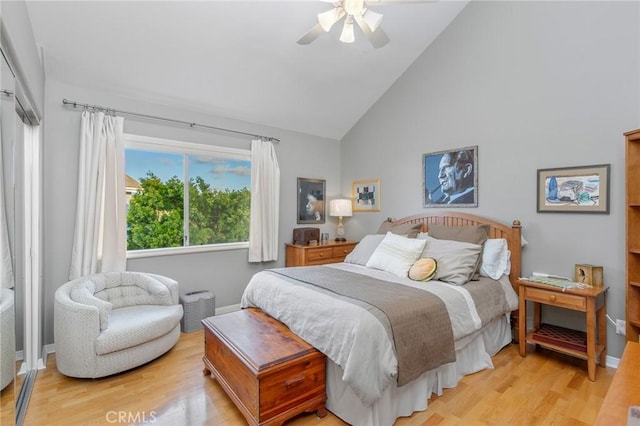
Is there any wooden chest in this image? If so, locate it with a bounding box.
[202,308,326,426]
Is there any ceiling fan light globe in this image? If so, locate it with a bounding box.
[318,7,345,32]
[344,0,364,16]
[362,9,383,32]
[339,18,355,43]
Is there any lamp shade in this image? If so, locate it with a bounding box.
[339,17,355,44]
[329,199,353,217]
[362,9,383,32]
[318,7,345,32]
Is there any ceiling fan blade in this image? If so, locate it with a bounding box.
[369,27,390,48]
[297,23,326,45]
[355,16,390,48]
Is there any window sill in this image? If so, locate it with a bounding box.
[127,242,249,259]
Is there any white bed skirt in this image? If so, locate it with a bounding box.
[325,314,513,426]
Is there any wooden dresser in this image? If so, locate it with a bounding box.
[202,308,327,426]
[285,240,357,267]
[595,342,640,425]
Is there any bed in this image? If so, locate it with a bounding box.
[241,212,522,426]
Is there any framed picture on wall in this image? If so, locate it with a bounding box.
[423,146,478,207]
[537,164,610,213]
[297,177,326,224]
[352,179,381,212]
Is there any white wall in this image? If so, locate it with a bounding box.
[340,1,639,358]
[42,78,342,345]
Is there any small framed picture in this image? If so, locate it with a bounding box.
[423,146,478,207]
[352,179,380,212]
[537,164,610,213]
[297,177,326,224]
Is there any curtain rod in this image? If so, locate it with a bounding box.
[62,98,280,143]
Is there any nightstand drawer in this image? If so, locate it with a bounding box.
[306,248,334,261]
[525,287,586,311]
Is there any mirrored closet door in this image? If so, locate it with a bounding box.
[0,46,18,426]
[1,44,41,426]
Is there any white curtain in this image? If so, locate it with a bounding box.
[0,123,14,289]
[69,111,126,280]
[248,139,280,262]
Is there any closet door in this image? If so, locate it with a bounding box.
[1,44,41,426]
[0,47,17,426]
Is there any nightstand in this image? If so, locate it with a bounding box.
[518,279,608,381]
[285,241,357,267]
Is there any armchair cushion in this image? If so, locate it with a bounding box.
[95,304,183,355]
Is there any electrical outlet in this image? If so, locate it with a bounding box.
[616,319,626,335]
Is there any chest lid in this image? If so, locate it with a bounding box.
[203,308,317,373]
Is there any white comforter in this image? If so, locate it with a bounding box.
[240,263,518,406]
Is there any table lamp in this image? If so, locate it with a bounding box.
[329,199,352,242]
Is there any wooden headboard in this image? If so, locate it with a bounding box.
[391,212,522,291]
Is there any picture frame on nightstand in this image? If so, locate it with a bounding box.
[575,264,603,286]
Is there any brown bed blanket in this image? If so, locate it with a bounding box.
[269,266,455,386]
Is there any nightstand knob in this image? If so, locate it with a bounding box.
[549,295,557,301]
[319,253,324,257]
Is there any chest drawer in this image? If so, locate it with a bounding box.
[332,245,354,258]
[306,248,334,261]
[525,287,586,311]
[259,352,325,420]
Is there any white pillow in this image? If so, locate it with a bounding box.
[480,238,511,280]
[421,235,482,286]
[366,232,427,278]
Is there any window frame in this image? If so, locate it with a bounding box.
[124,133,251,259]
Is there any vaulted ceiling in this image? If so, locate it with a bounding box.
[26,1,469,140]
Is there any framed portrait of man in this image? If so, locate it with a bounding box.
[423,146,478,208]
[297,177,326,224]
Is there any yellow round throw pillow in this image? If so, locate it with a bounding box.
[409,257,438,282]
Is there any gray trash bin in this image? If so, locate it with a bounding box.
[180,291,215,332]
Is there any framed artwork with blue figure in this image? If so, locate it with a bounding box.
[537,164,610,213]
[423,146,478,208]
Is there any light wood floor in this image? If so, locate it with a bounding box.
[15,330,615,426]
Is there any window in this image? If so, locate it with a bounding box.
[125,134,251,256]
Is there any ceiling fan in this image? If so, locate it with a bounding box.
[297,0,431,48]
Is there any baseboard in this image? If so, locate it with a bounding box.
[39,344,55,369]
[606,354,620,369]
[215,303,241,315]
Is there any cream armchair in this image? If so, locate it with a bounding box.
[54,271,183,378]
